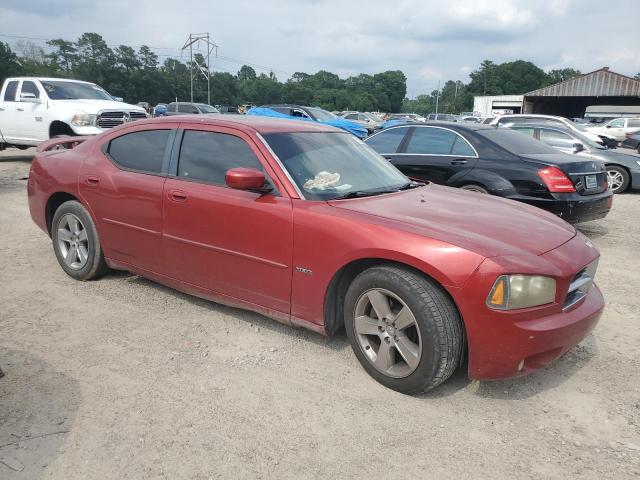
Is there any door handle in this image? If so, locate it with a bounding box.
[169,189,188,202]
[16,107,24,112]
[0,107,5,111]
[85,175,100,186]
[450,159,468,165]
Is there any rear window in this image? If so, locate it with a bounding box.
[108,130,170,174]
[478,128,558,155]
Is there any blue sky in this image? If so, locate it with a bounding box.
[1,0,638,96]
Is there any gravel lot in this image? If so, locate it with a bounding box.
[1,147,639,480]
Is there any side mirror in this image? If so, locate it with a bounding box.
[225,167,270,192]
[113,96,124,102]
[605,124,611,128]
[20,92,41,103]
[573,142,585,153]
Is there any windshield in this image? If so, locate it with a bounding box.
[307,107,338,122]
[40,80,114,100]
[263,132,410,201]
[478,128,560,155]
[365,112,383,122]
[196,104,220,114]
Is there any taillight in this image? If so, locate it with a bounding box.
[538,167,576,193]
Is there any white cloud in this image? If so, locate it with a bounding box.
[0,0,638,95]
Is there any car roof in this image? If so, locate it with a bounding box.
[6,77,95,85]
[133,114,344,134]
[384,121,497,133]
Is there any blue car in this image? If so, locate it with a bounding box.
[247,105,367,139]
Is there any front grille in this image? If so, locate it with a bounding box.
[96,111,147,129]
[563,259,598,310]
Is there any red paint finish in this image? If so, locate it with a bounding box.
[28,116,605,381]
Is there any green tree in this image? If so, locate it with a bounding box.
[547,68,581,84]
[0,42,21,85]
[237,65,257,82]
[46,39,78,74]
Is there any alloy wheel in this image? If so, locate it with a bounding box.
[57,213,89,270]
[607,169,624,192]
[353,288,422,378]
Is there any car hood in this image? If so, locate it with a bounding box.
[328,184,576,258]
[50,99,147,114]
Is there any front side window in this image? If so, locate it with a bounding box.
[264,132,409,201]
[20,81,40,99]
[608,118,625,128]
[365,127,408,154]
[406,127,457,155]
[3,81,19,102]
[451,135,476,156]
[107,130,170,174]
[178,103,198,114]
[177,130,263,186]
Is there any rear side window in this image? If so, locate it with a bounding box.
[3,80,19,101]
[539,129,575,148]
[511,127,536,137]
[365,127,407,154]
[108,130,170,174]
[451,135,476,156]
[627,119,640,128]
[406,127,456,155]
[177,130,262,186]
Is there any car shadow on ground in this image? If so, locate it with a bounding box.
[0,349,80,479]
[577,221,609,239]
[0,152,34,163]
[422,334,599,400]
[116,272,351,352]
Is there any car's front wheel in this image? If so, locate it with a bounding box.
[51,200,108,280]
[344,265,463,394]
[606,165,629,193]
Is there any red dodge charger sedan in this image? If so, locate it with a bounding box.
[27,115,604,394]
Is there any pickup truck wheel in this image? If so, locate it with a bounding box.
[606,165,629,193]
[51,201,108,280]
[344,265,463,394]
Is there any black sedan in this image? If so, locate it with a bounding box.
[365,123,612,224]
[504,124,640,194]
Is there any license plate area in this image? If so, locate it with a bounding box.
[585,174,598,190]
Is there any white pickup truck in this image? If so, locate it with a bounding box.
[0,77,148,150]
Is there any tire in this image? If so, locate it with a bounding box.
[460,184,489,194]
[51,200,109,280]
[606,165,630,194]
[344,265,463,394]
[636,145,640,155]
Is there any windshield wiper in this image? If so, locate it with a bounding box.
[397,181,424,190]
[333,189,397,200]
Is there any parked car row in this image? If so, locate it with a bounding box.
[29,115,605,394]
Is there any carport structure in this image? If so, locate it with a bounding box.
[523,67,640,118]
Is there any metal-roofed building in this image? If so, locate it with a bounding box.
[522,67,640,118]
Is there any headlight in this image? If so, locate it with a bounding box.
[71,114,97,126]
[487,275,556,310]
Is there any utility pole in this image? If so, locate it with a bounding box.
[435,80,440,115]
[182,33,218,104]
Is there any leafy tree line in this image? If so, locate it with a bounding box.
[403,60,584,115]
[0,33,406,112]
[0,33,597,114]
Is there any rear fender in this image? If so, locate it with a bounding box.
[450,169,515,196]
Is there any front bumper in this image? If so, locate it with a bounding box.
[71,125,104,136]
[451,233,604,380]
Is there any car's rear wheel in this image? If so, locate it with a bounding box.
[606,165,629,193]
[52,200,108,280]
[460,184,489,194]
[344,265,463,394]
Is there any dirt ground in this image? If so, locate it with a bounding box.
[1,147,639,480]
